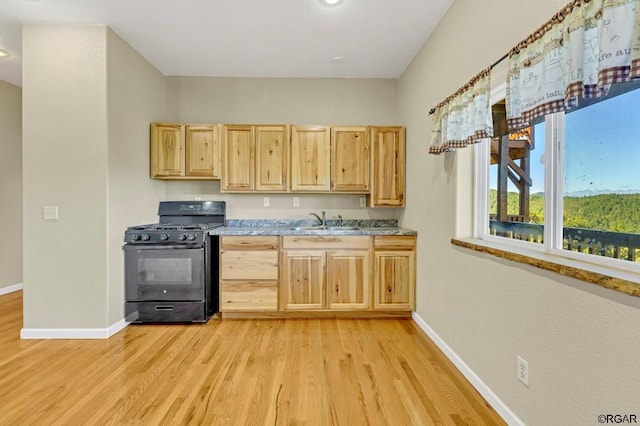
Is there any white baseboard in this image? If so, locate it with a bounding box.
[0,282,23,296]
[3,283,131,339]
[21,319,129,340]
[108,319,129,337]
[412,312,524,426]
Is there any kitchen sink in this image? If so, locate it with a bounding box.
[290,225,360,231]
[325,226,359,230]
[290,226,325,231]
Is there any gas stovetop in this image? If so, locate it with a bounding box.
[124,201,226,245]
[128,223,222,232]
[124,222,223,244]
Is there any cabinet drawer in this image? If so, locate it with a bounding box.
[374,235,416,250]
[282,235,369,250]
[221,236,278,250]
[221,251,278,280]
[220,281,278,311]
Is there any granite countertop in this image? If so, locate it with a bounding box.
[209,219,417,236]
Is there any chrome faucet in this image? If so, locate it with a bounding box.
[337,215,343,227]
[309,211,326,226]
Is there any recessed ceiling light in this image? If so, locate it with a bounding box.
[0,49,11,58]
[331,56,344,64]
[320,0,344,6]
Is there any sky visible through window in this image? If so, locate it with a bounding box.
[490,87,640,196]
[564,88,640,196]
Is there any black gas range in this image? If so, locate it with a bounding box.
[124,201,226,323]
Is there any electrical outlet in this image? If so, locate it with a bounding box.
[43,205,59,220]
[360,196,366,208]
[517,356,529,387]
[263,197,270,207]
[293,197,300,207]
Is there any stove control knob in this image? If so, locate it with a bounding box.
[160,234,170,241]
[132,234,142,241]
[178,234,187,241]
[141,234,150,241]
[187,234,196,241]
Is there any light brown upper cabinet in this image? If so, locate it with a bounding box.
[255,126,289,191]
[367,126,406,207]
[222,124,288,192]
[290,125,331,192]
[185,125,221,178]
[330,126,370,193]
[222,125,255,191]
[150,123,221,179]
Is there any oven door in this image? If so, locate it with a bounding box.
[125,245,205,302]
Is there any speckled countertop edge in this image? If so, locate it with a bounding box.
[209,219,417,236]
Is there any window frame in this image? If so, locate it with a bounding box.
[473,82,640,277]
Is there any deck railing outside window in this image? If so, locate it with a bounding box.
[489,220,640,262]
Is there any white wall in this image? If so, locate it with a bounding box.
[398,0,640,424]
[106,28,166,325]
[22,25,110,329]
[163,76,402,222]
[22,25,167,330]
[0,79,22,291]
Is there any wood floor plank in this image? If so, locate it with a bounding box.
[0,291,505,425]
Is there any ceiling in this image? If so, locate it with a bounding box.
[0,0,453,87]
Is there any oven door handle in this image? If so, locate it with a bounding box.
[155,305,174,311]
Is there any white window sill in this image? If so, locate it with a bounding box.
[451,238,640,298]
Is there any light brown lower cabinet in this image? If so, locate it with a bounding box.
[220,234,415,316]
[281,250,325,310]
[280,236,370,311]
[220,236,279,312]
[326,250,370,310]
[373,235,416,311]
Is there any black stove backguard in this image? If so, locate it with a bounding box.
[124,201,225,324]
[158,200,226,226]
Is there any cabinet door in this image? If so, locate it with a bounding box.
[255,125,288,191]
[281,250,325,310]
[151,123,184,177]
[185,125,220,178]
[331,127,369,192]
[222,125,255,191]
[290,126,331,192]
[373,250,415,310]
[326,249,370,310]
[368,127,405,207]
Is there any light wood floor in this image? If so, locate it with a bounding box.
[0,291,504,425]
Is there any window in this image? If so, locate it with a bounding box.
[488,123,545,244]
[561,87,640,262]
[476,83,640,271]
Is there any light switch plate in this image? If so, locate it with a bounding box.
[43,205,59,220]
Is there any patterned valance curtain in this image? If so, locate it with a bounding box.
[507,0,640,130]
[429,68,493,155]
